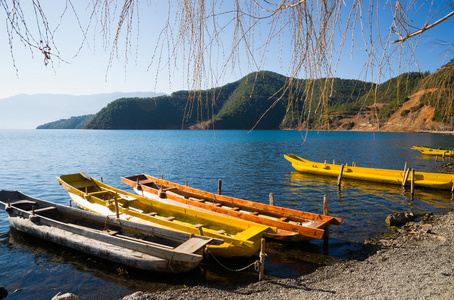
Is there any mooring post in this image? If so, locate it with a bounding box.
[443,151,446,159]
[436,156,438,162]
[451,182,454,193]
[259,238,266,281]
[410,169,415,196]
[269,193,275,206]
[218,179,222,195]
[333,159,335,165]
[402,162,408,185]
[323,194,328,215]
[337,164,345,188]
[185,181,188,186]
[114,198,120,218]
[402,167,411,187]
[69,199,72,207]
[101,177,103,183]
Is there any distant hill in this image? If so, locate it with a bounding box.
[37,115,95,129]
[0,91,165,129]
[82,71,374,130]
[36,60,454,131]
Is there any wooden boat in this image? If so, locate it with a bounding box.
[0,190,223,273]
[284,154,454,190]
[57,173,275,258]
[121,174,342,242]
[413,146,454,157]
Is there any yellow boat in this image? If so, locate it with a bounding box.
[122,174,342,242]
[413,146,454,157]
[57,173,276,258]
[284,154,454,190]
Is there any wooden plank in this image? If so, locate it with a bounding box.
[10,200,37,206]
[138,179,154,185]
[173,237,213,253]
[33,206,57,213]
[164,216,176,221]
[305,220,328,229]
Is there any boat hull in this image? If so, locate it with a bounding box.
[57,173,274,258]
[122,174,343,242]
[0,190,214,273]
[284,154,454,190]
[413,146,454,157]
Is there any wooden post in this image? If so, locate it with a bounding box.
[69,199,72,207]
[218,179,222,195]
[323,194,328,215]
[258,238,266,281]
[185,181,188,186]
[337,164,345,187]
[114,198,120,218]
[410,169,415,195]
[402,167,411,187]
[402,163,408,185]
[451,182,454,193]
[101,177,103,183]
[443,151,446,159]
[436,156,438,162]
[196,224,203,235]
[333,159,335,165]
[269,193,275,206]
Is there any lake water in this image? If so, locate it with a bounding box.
[1,130,453,299]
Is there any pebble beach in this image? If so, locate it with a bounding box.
[121,211,454,300]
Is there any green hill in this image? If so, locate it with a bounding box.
[37,115,95,129]
[82,71,373,130]
[38,63,454,130]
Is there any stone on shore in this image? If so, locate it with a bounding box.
[385,212,416,227]
[51,292,79,300]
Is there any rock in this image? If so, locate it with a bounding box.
[385,212,416,227]
[51,292,79,300]
[0,286,8,300]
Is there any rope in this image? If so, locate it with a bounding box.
[206,249,260,272]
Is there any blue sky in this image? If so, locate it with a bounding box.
[1,1,453,100]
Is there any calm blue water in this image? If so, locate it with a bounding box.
[1,129,453,299]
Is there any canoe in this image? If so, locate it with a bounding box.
[284,154,454,190]
[413,146,454,157]
[57,173,275,258]
[121,174,342,242]
[0,190,222,273]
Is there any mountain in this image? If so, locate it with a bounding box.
[82,72,374,130]
[36,60,454,131]
[0,92,165,129]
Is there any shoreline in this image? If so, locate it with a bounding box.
[122,211,454,299]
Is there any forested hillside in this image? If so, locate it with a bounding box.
[38,62,454,131]
[81,71,373,130]
[37,115,95,129]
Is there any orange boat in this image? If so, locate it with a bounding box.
[121,174,342,242]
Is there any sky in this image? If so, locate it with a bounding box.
[1,1,454,100]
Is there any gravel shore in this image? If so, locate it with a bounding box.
[122,211,454,300]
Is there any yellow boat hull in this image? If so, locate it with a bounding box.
[57,173,275,258]
[413,146,454,157]
[284,154,454,190]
